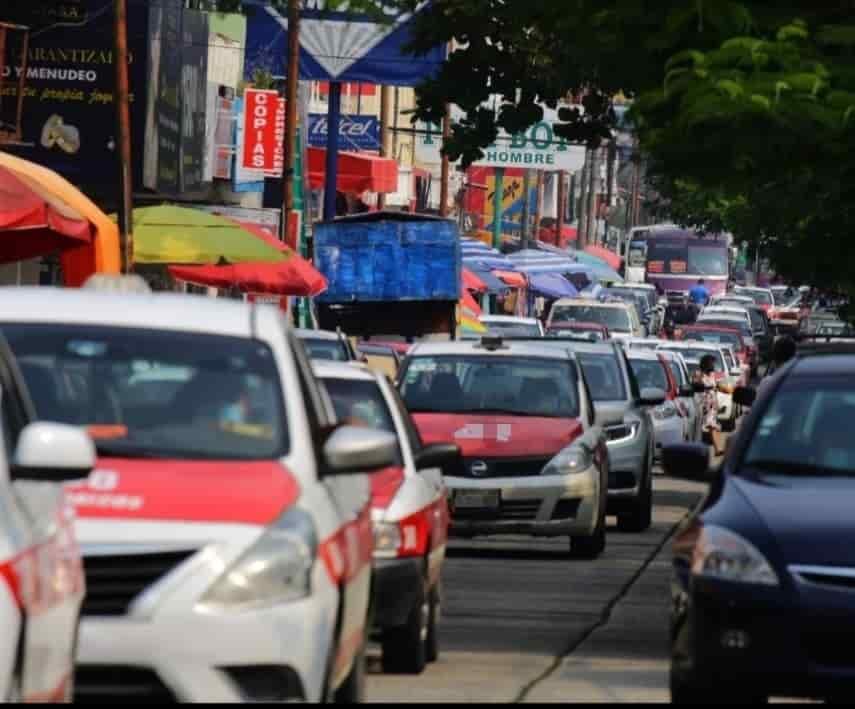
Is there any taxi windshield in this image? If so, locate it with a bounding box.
[400,355,580,418]
[2,324,288,460]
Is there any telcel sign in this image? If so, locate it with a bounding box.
[416,102,586,172]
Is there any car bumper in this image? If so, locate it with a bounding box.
[75,593,337,703]
[445,468,600,538]
[371,557,422,629]
[674,578,855,699]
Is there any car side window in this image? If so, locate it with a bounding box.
[387,382,423,456]
[0,389,15,458]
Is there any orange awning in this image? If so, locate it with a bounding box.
[584,244,623,270]
[307,147,398,194]
[0,151,119,286]
[462,268,488,294]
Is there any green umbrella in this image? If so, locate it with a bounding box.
[128,205,289,265]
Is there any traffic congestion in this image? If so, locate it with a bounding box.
[0,232,851,702]
[3,1,855,704]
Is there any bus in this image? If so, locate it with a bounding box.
[644,228,730,297]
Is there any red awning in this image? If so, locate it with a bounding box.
[307,147,398,194]
[584,244,623,270]
[0,164,93,263]
[462,268,488,294]
[494,270,527,289]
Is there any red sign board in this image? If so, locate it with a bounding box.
[242,89,286,176]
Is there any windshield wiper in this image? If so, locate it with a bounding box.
[94,442,162,459]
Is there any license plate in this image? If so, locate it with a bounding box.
[454,490,500,510]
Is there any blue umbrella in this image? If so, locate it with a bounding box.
[529,272,579,299]
[463,255,517,270]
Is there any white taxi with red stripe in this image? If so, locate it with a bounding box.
[313,361,456,675]
[398,336,610,559]
[0,331,91,703]
[0,287,399,703]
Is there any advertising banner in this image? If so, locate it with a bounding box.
[244,0,445,87]
[415,101,586,172]
[0,0,149,193]
[179,9,209,192]
[307,114,379,151]
[241,88,286,176]
[232,96,265,191]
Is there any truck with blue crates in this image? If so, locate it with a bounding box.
[313,211,462,339]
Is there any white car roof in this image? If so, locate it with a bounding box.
[626,349,663,362]
[553,298,630,311]
[660,340,725,352]
[312,361,374,381]
[703,305,749,314]
[407,339,574,360]
[480,315,540,325]
[0,287,255,337]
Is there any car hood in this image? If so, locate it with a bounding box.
[65,458,300,526]
[413,413,583,458]
[732,476,855,566]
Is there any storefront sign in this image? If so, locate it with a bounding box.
[307,114,379,151]
[241,88,285,176]
[415,101,586,172]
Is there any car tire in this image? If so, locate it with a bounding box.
[426,583,440,663]
[333,635,367,703]
[569,507,607,560]
[617,461,652,533]
[381,580,428,674]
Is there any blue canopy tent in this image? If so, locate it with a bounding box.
[528,273,578,300]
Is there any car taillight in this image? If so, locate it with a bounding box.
[373,506,437,559]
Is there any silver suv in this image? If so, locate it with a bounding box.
[555,340,659,532]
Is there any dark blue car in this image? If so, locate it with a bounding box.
[663,348,855,703]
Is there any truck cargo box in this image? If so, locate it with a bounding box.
[314,211,461,303]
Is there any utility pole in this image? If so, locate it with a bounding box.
[520,169,532,247]
[577,150,589,249]
[555,170,566,246]
[114,0,133,273]
[534,170,544,245]
[377,85,390,209]
[439,102,450,217]
[281,0,300,243]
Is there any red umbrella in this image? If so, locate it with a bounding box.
[168,218,327,297]
[0,164,93,263]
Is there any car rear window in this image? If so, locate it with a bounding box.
[301,337,350,361]
[400,355,580,418]
[551,304,631,332]
[628,358,669,391]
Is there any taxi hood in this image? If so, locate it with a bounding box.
[65,458,300,526]
[413,413,584,458]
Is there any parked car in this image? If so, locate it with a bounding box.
[296,327,362,362]
[479,315,544,338]
[663,348,855,702]
[399,336,611,557]
[548,298,644,340]
[657,349,703,443]
[314,361,456,675]
[0,333,90,703]
[545,321,611,341]
[626,351,685,460]
[357,342,403,379]
[551,340,659,532]
[0,286,398,703]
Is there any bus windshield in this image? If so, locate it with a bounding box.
[646,238,728,277]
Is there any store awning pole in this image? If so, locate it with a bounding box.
[323,82,342,220]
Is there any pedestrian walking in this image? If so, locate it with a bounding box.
[694,353,725,456]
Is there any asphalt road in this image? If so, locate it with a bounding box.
[366,475,708,703]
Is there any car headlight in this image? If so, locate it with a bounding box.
[604,422,639,444]
[652,401,678,420]
[691,525,779,586]
[197,507,317,612]
[541,446,593,476]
